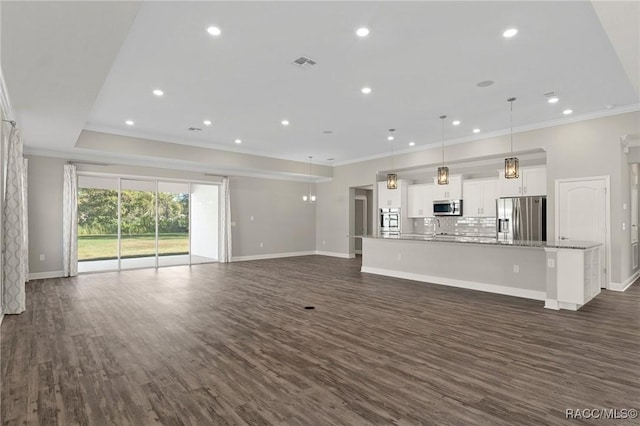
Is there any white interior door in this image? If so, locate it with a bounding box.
[557,178,608,287]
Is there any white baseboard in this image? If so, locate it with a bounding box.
[0,313,3,325]
[315,251,356,259]
[231,251,316,262]
[361,266,546,301]
[544,299,560,310]
[29,270,64,280]
[609,270,640,292]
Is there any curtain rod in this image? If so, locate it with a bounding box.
[2,119,16,127]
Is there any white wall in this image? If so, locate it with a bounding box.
[191,184,219,260]
[230,176,316,258]
[316,111,640,285]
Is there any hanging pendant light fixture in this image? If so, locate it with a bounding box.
[437,115,449,185]
[386,128,398,189]
[505,97,519,179]
[302,156,316,202]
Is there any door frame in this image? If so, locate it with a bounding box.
[555,175,611,288]
[354,195,368,254]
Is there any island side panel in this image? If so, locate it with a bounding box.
[361,238,547,300]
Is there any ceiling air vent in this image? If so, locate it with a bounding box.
[292,56,317,68]
[188,127,202,132]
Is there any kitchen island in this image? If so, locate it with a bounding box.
[358,234,601,311]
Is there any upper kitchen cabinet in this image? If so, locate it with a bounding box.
[499,166,547,197]
[463,179,498,217]
[407,184,434,218]
[432,175,462,200]
[378,179,408,209]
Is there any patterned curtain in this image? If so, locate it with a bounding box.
[2,127,26,314]
[62,164,78,277]
[218,177,233,263]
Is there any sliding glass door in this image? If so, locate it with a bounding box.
[77,174,218,273]
[158,182,190,267]
[77,176,119,273]
[120,179,157,270]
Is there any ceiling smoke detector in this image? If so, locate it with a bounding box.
[292,56,317,68]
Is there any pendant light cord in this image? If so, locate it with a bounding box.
[440,115,447,166]
[508,97,516,155]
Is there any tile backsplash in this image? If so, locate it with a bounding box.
[413,216,497,238]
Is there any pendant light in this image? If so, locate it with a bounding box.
[386,128,397,189]
[302,156,316,202]
[505,97,519,179]
[437,115,449,185]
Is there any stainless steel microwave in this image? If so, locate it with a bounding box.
[433,200,463,216]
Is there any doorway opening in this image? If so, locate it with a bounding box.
[77,174,219,273]
[349,186,374,257]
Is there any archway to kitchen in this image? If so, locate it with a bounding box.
[77,174,219,273]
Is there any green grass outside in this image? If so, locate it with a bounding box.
[78,233,189,261]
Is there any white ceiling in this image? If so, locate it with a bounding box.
[2,1,639,167]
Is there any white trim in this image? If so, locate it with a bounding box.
[558,301,580,311]
[555,175,612,289]
[609,270,640,292]
[315,251,356,259]
[29,271,64,280]
[333,105,640,167]
[355,250,362,254]
[361,266,546,301]
[544,299,560,310]
[231,251,316,262]
[0,314,3,324]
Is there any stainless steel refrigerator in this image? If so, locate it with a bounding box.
[496,196,546,242]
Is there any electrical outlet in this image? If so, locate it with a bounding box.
[322,240,326,245]
[547,259,555,268]
[260,242,264,248]
[39,254,45,261]
[513,265,520,273]
[397,252,402,261]
[250,216,254,221]
[231,221,236,227]
[623,223,626,231]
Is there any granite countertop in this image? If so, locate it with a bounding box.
[352,234,602,250]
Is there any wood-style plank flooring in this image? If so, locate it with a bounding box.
[1,255,639,425]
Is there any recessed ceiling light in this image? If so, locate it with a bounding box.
[503,28,518,38]
[563,109,573,115]
[473,128,480,134]
[452,120,461,126]
[207,26,221,36]
[387,135,394,141]
[547,96,559,104]
[234,139,242,144]
[153,89,164,97]
[281,120,290,126]
[356,27,370,37]
[125,120,134,126]
[361,87,372,94]
[409,141,416,147]
[203,120,212,126]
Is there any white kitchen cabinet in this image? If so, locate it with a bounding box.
[432,175,462,200]
[499,166,547,197]
[407,184,434,218]
[378,181,402,208]
[462,179,498,217]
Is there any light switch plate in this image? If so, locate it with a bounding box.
[547,259,555,268]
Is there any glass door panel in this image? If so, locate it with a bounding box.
[157,181,190,267]
[77,176,119,273]
[190,184,219,264]
[120,179,157,270]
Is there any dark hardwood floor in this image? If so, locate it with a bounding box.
[1,255,639,425]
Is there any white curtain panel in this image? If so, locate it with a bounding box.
[2,127,26,314]
[62,164,78,277]
[219,177,233,263]
[22,158,29,282]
